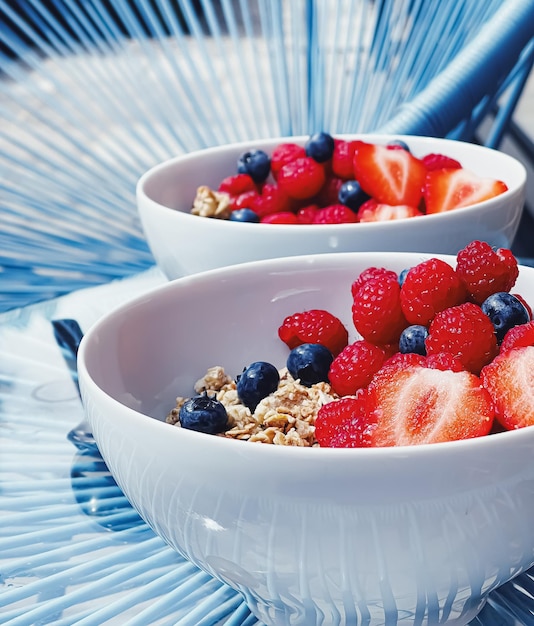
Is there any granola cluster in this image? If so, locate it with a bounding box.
[166,365,339,446]
[190,185,231,218]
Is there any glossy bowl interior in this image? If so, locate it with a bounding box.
[78,251,534,626]
[137,134,527,279]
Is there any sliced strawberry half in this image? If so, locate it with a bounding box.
[480,346,534,430]
[424,168,508,214]
[358,201,423,222]
[352,141,426,207]
[367,361,494,446]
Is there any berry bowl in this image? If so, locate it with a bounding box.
[136,133,526,279]
[78,249,534,626]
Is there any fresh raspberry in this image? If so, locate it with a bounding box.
[382,352,426,369]
[251,183,291,217]
[424,352,465,372]
[480,346,534,430]
[425,302,498,374]
[381,342,400,359]
[367,359,494,446]
[270,143,306,179]
[313,204,358,224]
[278,309,349,357]
[229,189,259,211]
[261,212,298,224]
[500,320,534,353]
[218,173,257,196]
[331,139,360,179]
[357,198,377,214]
[352,274,408,345]
[351,267,399,298]
[314,391,376,448]
[328,340,387,396]
[277,157,326,200]
[400,258,467,325]
[456,241,519,304]
[314,175,344,206]
[421,153,462,171]
[296,204,320,224]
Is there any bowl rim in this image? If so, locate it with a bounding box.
[136,133,527,231]
[78,249,534,462]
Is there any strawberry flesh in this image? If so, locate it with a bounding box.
[353,141,426,207]
[358,202,423,222]
[424,168,508,214]
[480,346,534,430]
[367,361,494,446]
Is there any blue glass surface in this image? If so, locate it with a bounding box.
[1,267,534,625]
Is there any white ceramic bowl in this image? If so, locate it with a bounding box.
[136,134,526,279]
[78,251,534,626]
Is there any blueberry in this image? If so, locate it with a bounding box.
[286,343,333,387]
[305,131,335,163]
[237,150,271,183]
[338,180,371,212]
[481,292,530,343]
[399,325,428,355]
[179,391,228,434]
[398,268,411,288]
[229,208,260,223]
[237,361,280,411]
[387,139,411,152]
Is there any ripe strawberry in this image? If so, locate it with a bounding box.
[480,346,534,430]
[456,240,519,304]
[400,258,467,325]
[424,168,508,214]
[315,391,376,448]
[358,201,423,222]
[367,360,494,446]
[277,156,326,200]
[328,340,387,396]
[421,153,462,171]
[313,204,358,224]
[270,143,306,179]
[425,302,498,374]
[278,309,349,357]
[352,272,408,345]
[352,141,426,207]
[351,266,399,299]
[500,320,534,353]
